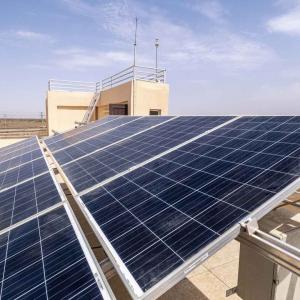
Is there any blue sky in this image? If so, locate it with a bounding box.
[1,0,300,116]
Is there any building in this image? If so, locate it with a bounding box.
[46,65,169,135]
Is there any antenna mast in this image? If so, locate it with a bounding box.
[133,17,138,66]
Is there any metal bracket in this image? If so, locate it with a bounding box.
[241,218,259,235]
[226,286,237,297]
[238,219,300,276]
[74,121,87,126]
[51,129,60,135]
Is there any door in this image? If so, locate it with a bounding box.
[109,104,128,115]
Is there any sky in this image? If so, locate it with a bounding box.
[1,0,300,116]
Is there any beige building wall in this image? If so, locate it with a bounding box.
[133,81,169,115]
[46,80,169,135]
[97,80,169,117]
[97,81,132,118]
[46,91,94,135]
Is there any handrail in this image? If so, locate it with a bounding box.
[48,79,101,92]
[48,65,166,93]
[101,65,166,90]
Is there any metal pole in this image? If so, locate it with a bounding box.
[133,17,138,66]
[155,38,159,81]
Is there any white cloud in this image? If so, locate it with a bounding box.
[62,0,135,40]
[60,0,274,71]
[188,0,227,23]
[53,47,132,70]
[139,18,274,70]
[15,30,50,40]
[0,29,54,44]
[267,2,300,35]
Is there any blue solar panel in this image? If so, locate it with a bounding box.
[45,115,121,149]
[46,115,131,152]
[0,157,48,191]
[51,116,173,164]
[0,137,37,158]
[0,136,49,193]
[0,137,40,163]
[0,172,62,231]
[61,116,233,193]
[0,206,105,299]
[72,116,300,297]
[0,149,43,174]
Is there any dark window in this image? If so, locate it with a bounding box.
[109,104,128,115]
[149,109,161,116]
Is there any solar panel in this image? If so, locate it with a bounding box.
[54,116,234,193]
[0,204,112,299]
[0,149,43,174]
[0,157,48,191]
[51,116,173,164]
[4,116,298,298]
[0,136,113,299]
[45,115,130,151]
[0,172,62,231]
[44,115,121,148]
[52,115,300,299]
[0,137,40,163]
[0,137,37,157]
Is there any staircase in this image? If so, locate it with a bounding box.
[81,91,101,125]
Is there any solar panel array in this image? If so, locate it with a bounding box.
[44,115,300,299]
[2,115,299,299]
[0,137,113,299]
[47,116,233,193]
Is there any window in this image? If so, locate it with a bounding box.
[149,109,161,116]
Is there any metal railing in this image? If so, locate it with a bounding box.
[48,79,101,92]
[48,66,166,92]
[102,65,166,90]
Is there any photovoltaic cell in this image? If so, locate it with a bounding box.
[0,137,40,163]
[46,115,130,152]
[0,157,48,191]
[62,116,233,193]
[0,149,43,175]
[45,115,119,142]
[51,116,173,164]
[0,172,62,231]
[45,115,121,149]
[0,137,37,158]
[76,116,300,295]
[0,206,104,299]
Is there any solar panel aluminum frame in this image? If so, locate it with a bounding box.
[62,202,115,300]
